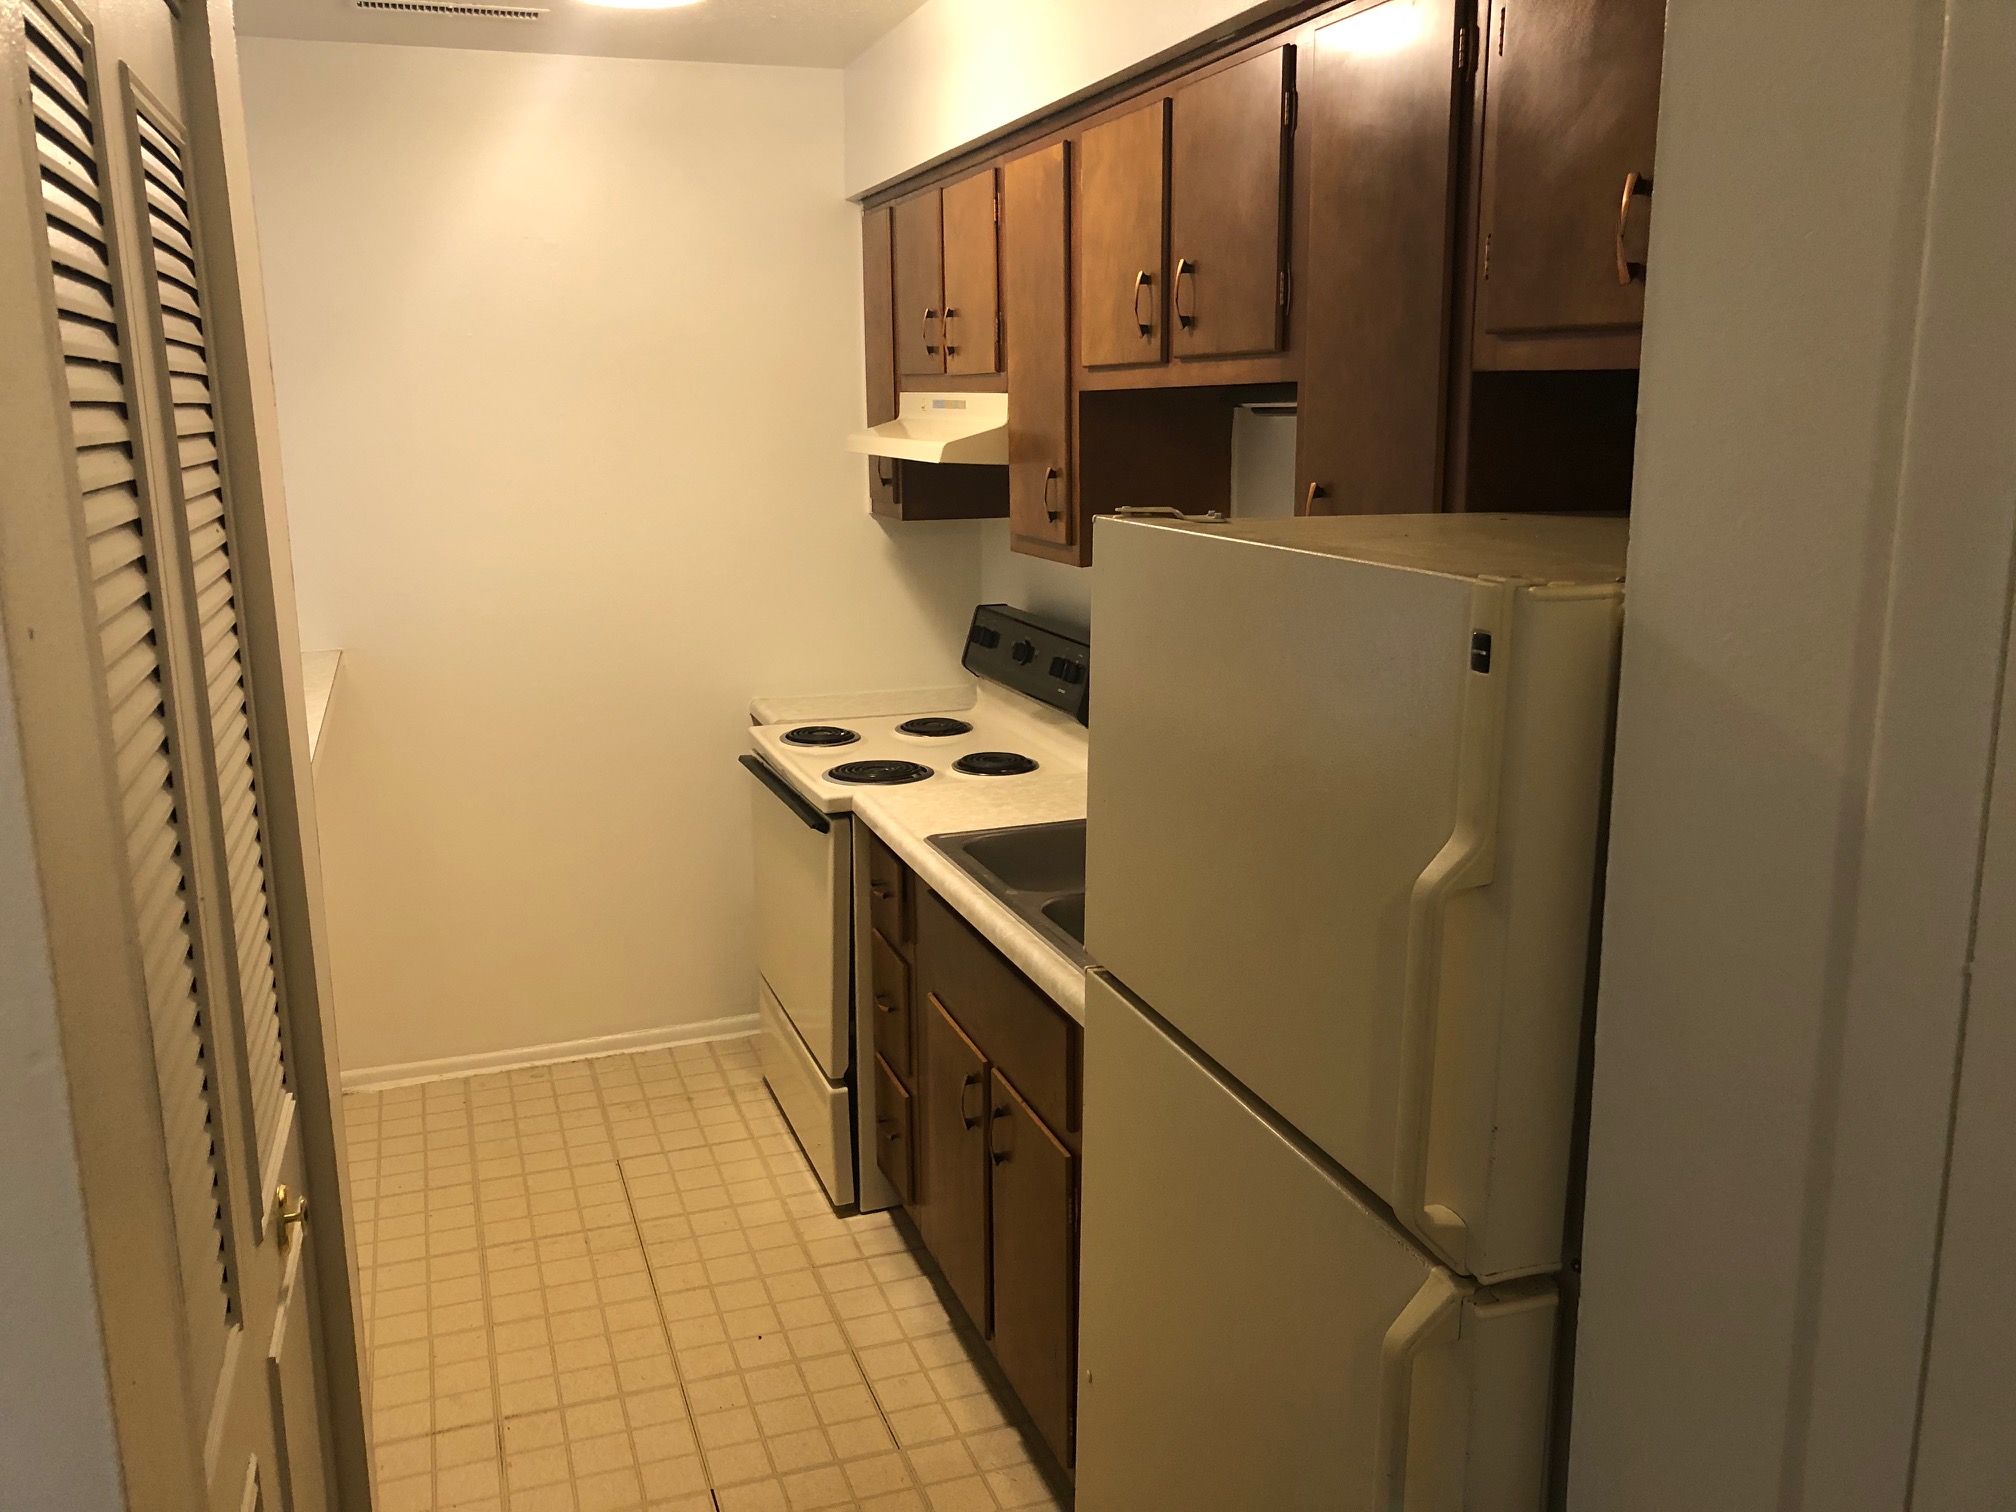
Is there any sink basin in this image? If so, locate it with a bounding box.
[957,824,1087,895]
[929,820,1091,966]
[1040,893,1085,945]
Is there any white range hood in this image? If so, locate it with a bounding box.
[845,391,1008,465]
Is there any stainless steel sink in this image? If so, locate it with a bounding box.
[930,820,1090,966]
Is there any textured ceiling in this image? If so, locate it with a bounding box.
[235,0,931,69]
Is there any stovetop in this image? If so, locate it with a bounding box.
[748,686,1084,816]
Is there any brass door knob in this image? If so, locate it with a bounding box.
[274,1184,309,1250]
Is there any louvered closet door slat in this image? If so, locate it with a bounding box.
[19,0,237,1401]
[127,92,293,1185]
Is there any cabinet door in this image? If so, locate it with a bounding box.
[1077,99,1167,368]
[1003,143,1072,547]
[1168,47,1294,360]
[990,1069,1077,1469]
[861,206,902,514]
[1295,0,1462,515]
[893,188,945,376]
[941,168,1000,375]
[874,1055,916,1204]
[922,995,992,1329]
[1477,0,1666,338]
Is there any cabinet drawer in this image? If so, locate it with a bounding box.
[918,888,1079,1143]
[870,928,914,1080]
[866,831,912,946]
[873,1054,915,1204]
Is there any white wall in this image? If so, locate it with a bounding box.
[241,39,985,1075]
[0,633,124,1511]
[1569,0,2016,1505]
[842,0,1280,196]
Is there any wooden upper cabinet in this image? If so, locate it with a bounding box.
[893,189,945,376]
[941,169,1001,375]
[861,206,902,513]
[1077,100,1168,369]
[1168,47,1295,360]
[1295,0,1463,516]
[1476,0,1667,347]
[1002,144,1073,549]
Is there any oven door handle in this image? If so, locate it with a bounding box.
[739,755,831,834]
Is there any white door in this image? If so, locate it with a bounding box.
[1084,514,1622,1281]
[1074,971,1558,1511]
[0,0,360,1504]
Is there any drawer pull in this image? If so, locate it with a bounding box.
[876,995,897,1014]
[990,1105,1012,1164]
[961,1072,983,1131]
[870,883,894,900]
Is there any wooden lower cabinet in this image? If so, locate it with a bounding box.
[869,840,1083,1474]
[988,1068,1078,1470]
[873,1055,915,1205]
[919,995,992,1331]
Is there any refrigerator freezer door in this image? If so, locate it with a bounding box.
[1075,973,1558,1510]
[1085,516,1621,1280]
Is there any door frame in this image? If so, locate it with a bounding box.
[0,0,370,1502]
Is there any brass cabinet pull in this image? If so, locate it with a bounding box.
[1174,257,1197,329]
[923,307,940,354]
[1042,466,1061,522]
[960,1072,983,1131]
[1302,481,1327,514]
[1132,270,1153,336]
[989,1104,1012,1164]
[870,882,893,900]
[274,1184,308,1250]
[1615,171,1653,285]
[875,994,896,1014]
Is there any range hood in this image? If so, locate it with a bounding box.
[846,391,1008,466]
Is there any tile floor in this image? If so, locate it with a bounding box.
[344,1036,1069,1512]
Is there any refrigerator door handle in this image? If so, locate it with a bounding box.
[1373,1269,1467,1508]
[1392,582,1514,1272]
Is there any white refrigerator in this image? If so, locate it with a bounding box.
[1076,513,1627,1509]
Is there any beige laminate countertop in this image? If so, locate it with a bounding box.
[749,686,1091,1021]
[846,770,1090,1022]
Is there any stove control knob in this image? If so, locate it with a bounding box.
[1011,639,1037,665]
[968,624,1001,650]
[1049,657,1084,684]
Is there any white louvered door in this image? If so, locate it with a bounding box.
[3,1,340,1508]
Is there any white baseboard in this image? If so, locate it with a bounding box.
[339,1013,761,1093]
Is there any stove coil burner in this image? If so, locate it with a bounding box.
[896,717,975,738]
[952,751,1040,777]
[782,725,860,747]
[826,760,935,786]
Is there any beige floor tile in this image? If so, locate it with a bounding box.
[352,1041,1060,1512]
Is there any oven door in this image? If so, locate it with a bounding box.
[743,756,851,1078]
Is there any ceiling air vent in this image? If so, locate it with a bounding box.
[353,0,547,17]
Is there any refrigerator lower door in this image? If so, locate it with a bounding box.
[1075,972,1558,1511]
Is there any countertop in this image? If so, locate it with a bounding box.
[847,770,1090,1022]
[749,685,1091,1021]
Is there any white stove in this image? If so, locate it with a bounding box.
[741,606,1090,1211]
